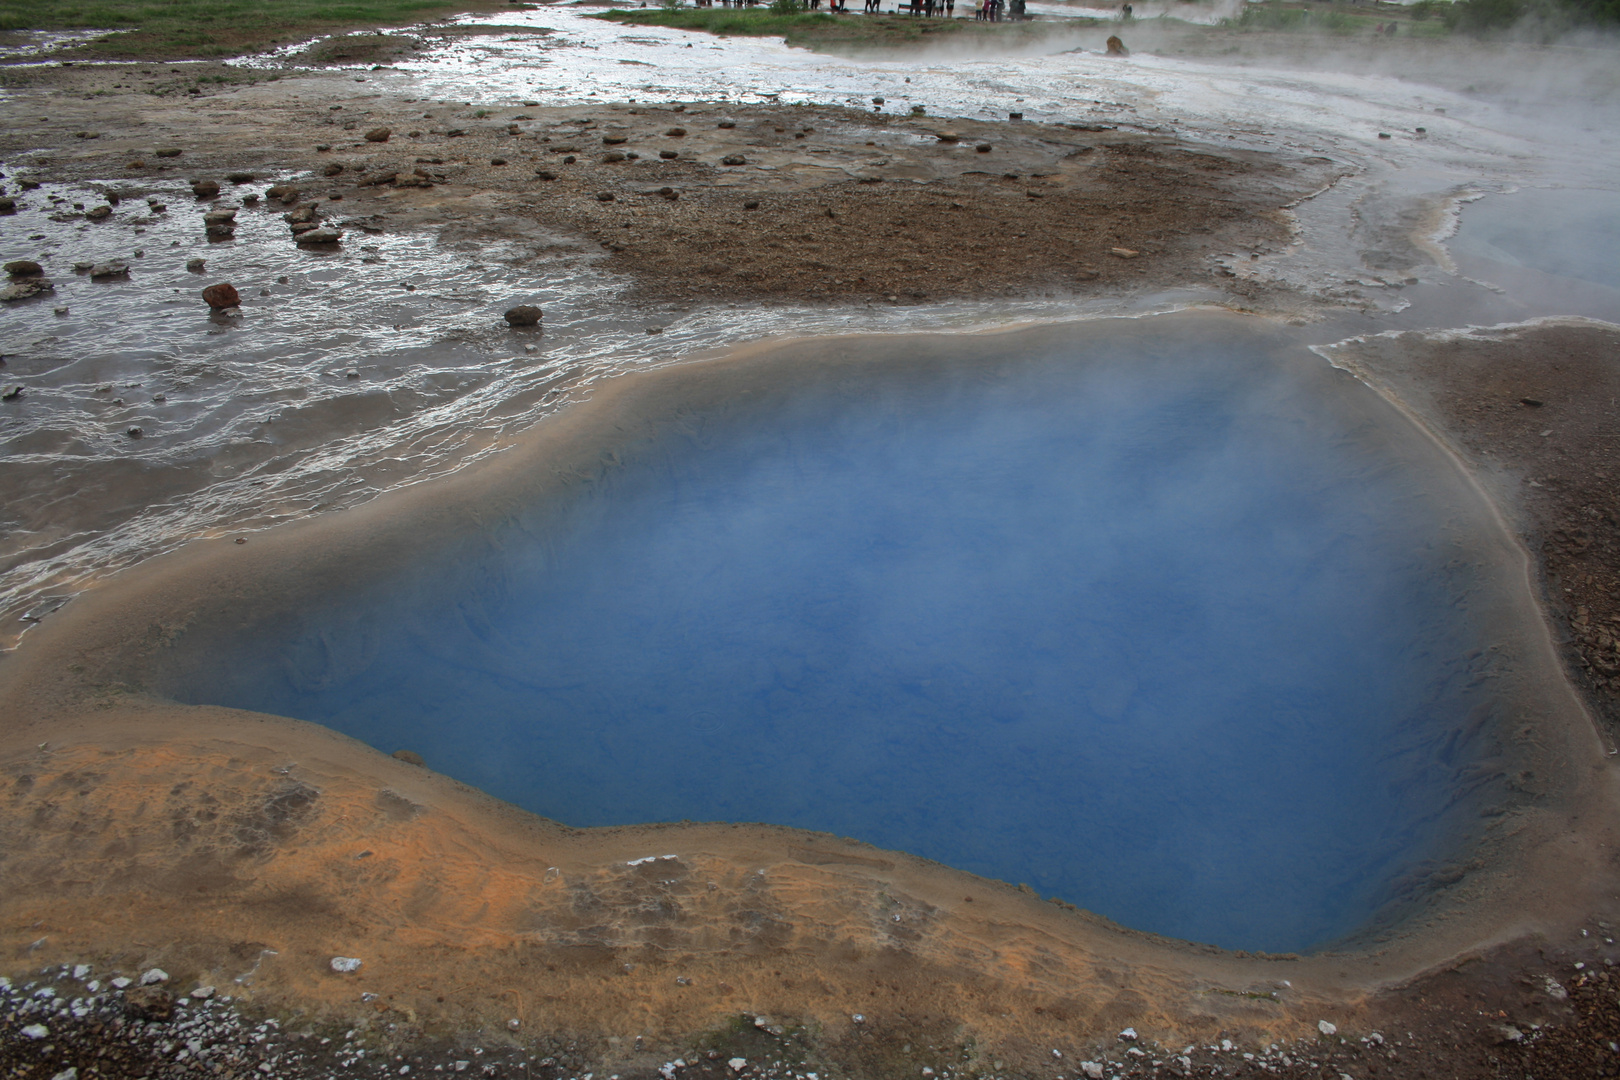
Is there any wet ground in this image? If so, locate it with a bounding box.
[4,7,1620,1079]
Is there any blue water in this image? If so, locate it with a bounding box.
[1452,188,1620,293]
[175,330,1500,952]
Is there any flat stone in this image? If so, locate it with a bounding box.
[365,127,392,142]
[4,260,43,276]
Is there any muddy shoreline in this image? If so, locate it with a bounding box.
[4,26,1620,1080]
[0,57,1328,310]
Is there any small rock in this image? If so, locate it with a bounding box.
[1489,1023,1523,1045]
[227,171,255,183]
[206,223,235,238]
[124,985,175,1022]
[535,170,557,180]
[365,127,392,142]
[1080,1065,1104,1080]
[392,749,426,765]
[1009,111,1023,120]
[89,262,129,279]
[1119,1027,1137,1040]
[743,200,760,210]
[330,957,363,973]
[202,282,241,309]
[73,964,91,980]
[872,97,885,105]
[296,228,344,245]
[265,184,300,203]
[666,127,687,137]
[141,968,170,985]
[323,162,346,177]
[597,192,615,202]
[491,157,507,166]
[111,977,132,989]
[718,120,736,128]
[53,1069,79,1080]
[1,386,21,401]
[508,1018,521,1030]
[4,260,43,276]
[21,1024,49,1039]
[127,426,143,439]
[1110,246,1138,258]
[1521,397,1544,407]
[602,135,628,145]
[1105,34,1129,55]
[504,305,543,327]
[86,205,112,220]
[935,132,960,143]
[187,258,207,273]
[191,180,220,198]
[721,154,746,166]
[1318,1020,1338,1036]
[1378,132,1392,139]
[659,150,678,159]
[728,1060,747,1073]
[204,208,237,224]
[75,131,99,139]
[602,151,626,163]
[563,155,576,164]
[0,197,15,214]
[976,143,992,152]
[155,148,183,158]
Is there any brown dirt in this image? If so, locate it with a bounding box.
[0,63,1334,310]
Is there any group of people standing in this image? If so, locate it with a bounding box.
[686,0,1033,15]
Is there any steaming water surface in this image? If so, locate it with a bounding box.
[171,330,1504,953]
[5,6,1618,650]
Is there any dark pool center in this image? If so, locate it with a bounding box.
[171,320,1514,954]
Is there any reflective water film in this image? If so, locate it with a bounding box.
[172,328,1503,953]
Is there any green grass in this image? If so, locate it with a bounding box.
[1221,0,1451,36]
[0,0,510,59]
[593,6,1094,48]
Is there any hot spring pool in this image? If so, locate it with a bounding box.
[159,319,1512,954]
